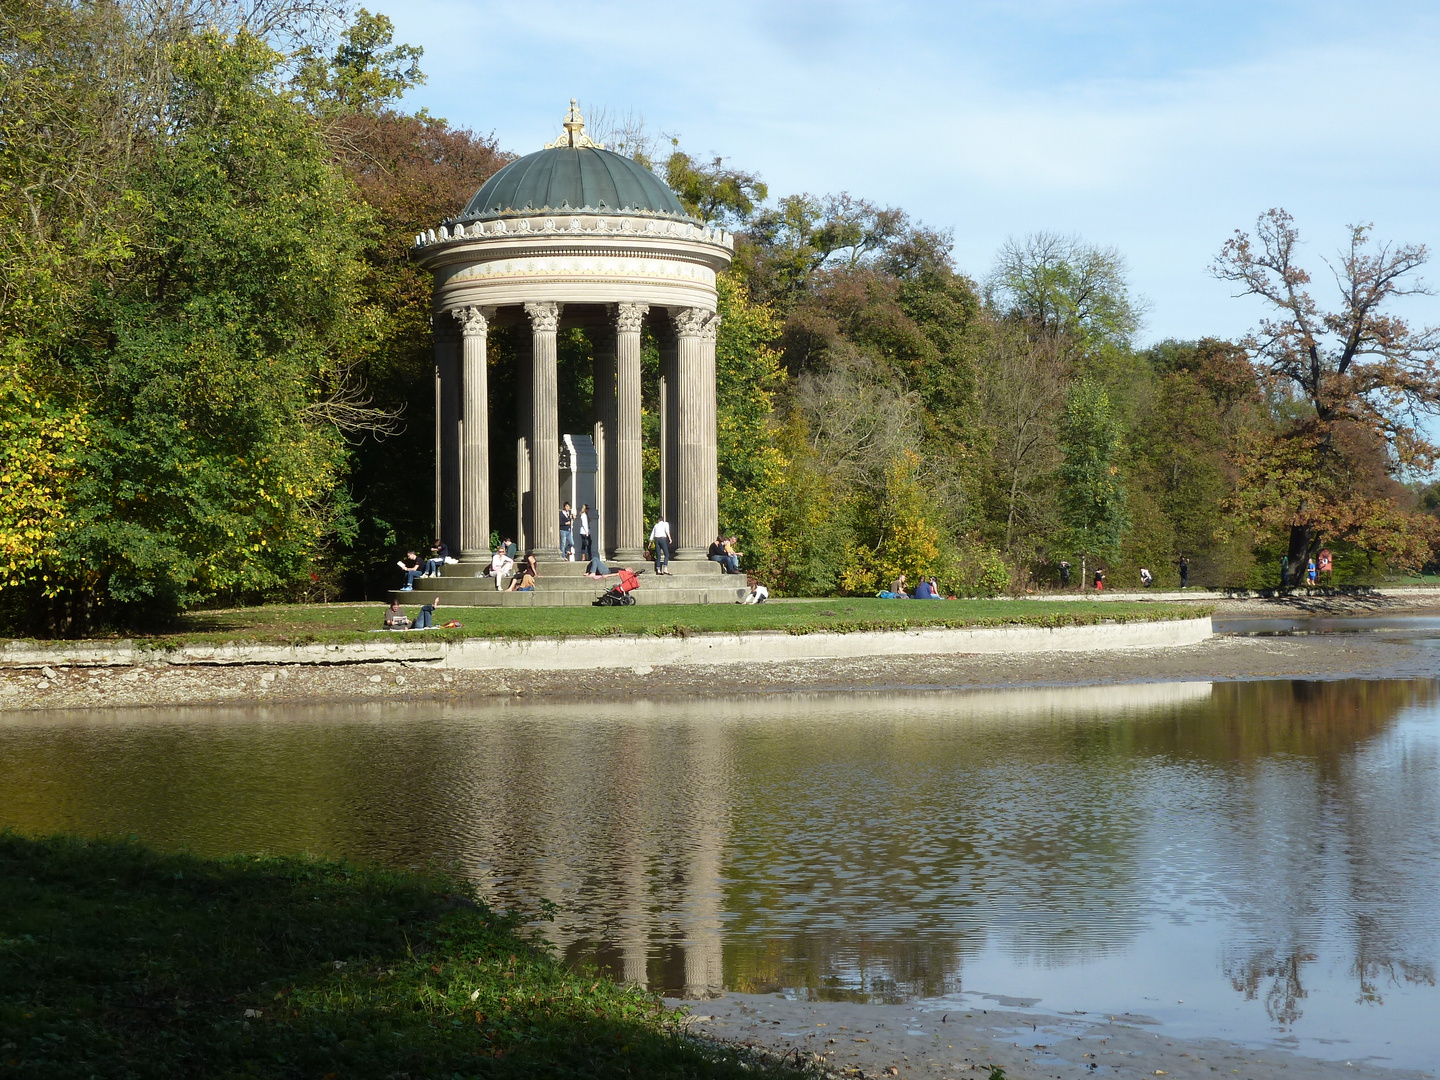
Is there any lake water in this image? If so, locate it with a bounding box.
[2,680,1438,1070]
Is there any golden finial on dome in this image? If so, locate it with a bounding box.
[544,98,604,150]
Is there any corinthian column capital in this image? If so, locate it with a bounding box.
[525,301,562,333]
[614,301,649,334]
[452,305,491,336]
[673,306,719,341]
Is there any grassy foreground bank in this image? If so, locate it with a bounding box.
[7,598,1212,649]
[0,834,795,1079]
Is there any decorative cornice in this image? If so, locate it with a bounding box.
[452,305,490,336]
[524,301,562,333]
[673,307,719,341]
[415,213,732,251]
[613,302,649,334]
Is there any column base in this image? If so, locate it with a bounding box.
[612,547,646,566]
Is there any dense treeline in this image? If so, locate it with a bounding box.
[4,0,1439,633]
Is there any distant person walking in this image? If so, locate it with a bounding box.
[1307,558,1317,585]
[650,517,672,575]
[1179,555,1189,590]
[1139,567,1153,588]
[1094,568,1105,591]
[1060,560,1071,589]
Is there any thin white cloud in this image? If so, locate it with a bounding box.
[383,0,1440,342]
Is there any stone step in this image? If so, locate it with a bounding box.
[386,586,748,608]
[389,561,750,606]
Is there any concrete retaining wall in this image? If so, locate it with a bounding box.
[0,616,1211,672]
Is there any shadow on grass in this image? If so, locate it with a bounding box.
[0,834,800,1079]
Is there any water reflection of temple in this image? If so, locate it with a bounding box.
[2,678,1434,1015]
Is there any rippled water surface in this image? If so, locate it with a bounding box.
[2,680,1439,1069]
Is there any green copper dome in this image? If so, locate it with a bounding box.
[460,145,687,220]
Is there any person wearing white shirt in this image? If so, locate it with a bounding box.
[489,547,515,592]
[578,503,592,562]
[649,518,672,575]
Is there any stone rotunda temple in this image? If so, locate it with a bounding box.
[406,102,744,605]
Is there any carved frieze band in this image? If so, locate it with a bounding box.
[524,300,562,333]
[451,305,491,336]
[614,301,649,334]
[673,307,720,341]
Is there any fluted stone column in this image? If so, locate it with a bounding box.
[435,321,462,556]
[454,306,491,559]
[614,302,647,561]
[525,301,562,558]
[673,307,719,559]
[593,420,606,558]
[433,322,443,540]
[593,320,617,559]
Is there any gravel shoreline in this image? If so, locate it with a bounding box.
[674,992,1431,1080]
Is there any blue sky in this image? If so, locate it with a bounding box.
[379,0,1440,345]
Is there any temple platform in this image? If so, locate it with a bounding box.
[389,558,748,607]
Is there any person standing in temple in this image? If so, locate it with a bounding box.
[559,502,574,560]
[650,516,672,575]
[577,503,592,562]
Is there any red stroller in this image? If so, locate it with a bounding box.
[594,567,644,606]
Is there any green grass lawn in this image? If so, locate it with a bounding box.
[9,598,1212,648]
[0,833,797,1079]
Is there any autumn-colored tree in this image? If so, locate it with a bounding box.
[1213,209,1440,582]
[297,10,509,596]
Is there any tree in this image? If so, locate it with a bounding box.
[1212,209,1440,582]
[714,276,786,570]
[294,8,423,116]
[0,4,390,630]
[985,232,1141,359]
[664,150,767,228]
[976,324,1067,558]
[1058,380,1128,584]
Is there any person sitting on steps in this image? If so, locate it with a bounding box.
[489,546,515,592]
[396,551,422,591]
[423,540,449,577]
[507,552,539,592]
[722,536,742,574]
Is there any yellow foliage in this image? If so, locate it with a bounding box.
[839,450,945,593]
[0,370,87,591]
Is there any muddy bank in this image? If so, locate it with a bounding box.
[677,992,1429,1080]
[1,628,1436,712]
